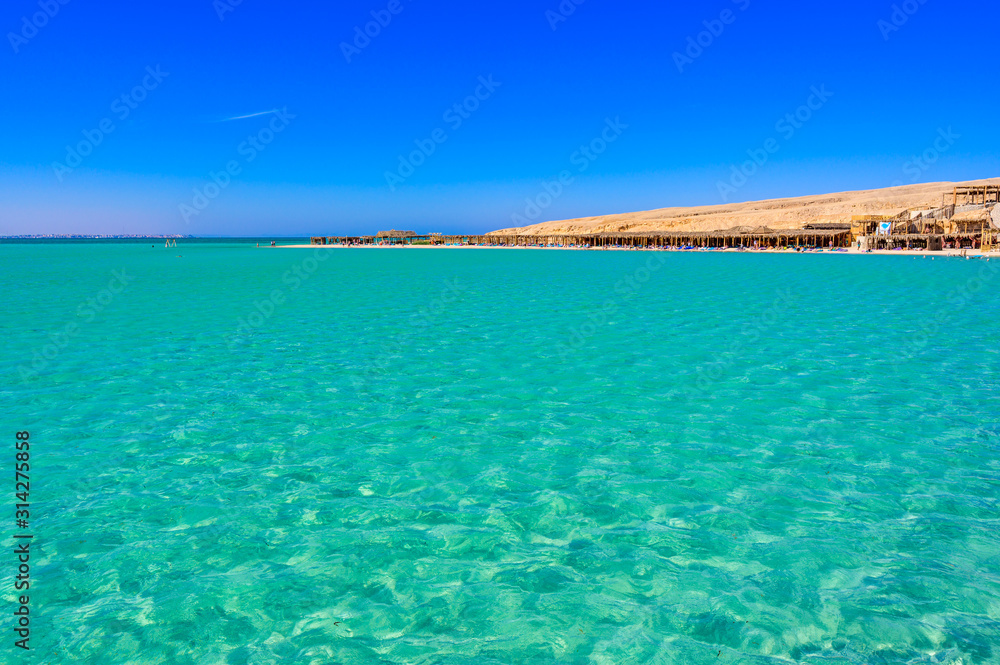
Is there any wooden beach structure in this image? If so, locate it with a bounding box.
[376,230,418,244]
[475,227,851,249]
[953,185,1000,206]
[313,231,420,246]
[316,227,853,249]
[851,200,999,251]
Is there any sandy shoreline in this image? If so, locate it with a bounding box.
[275,244,997,258]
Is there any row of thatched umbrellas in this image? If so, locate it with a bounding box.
[316,226,854,247]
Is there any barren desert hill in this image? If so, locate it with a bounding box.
[490,178,1000,236]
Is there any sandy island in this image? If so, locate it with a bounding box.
[278,178,998,256]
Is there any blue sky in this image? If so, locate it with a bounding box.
[1,0,997,236]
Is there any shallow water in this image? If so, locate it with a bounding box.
[3,243,999,664]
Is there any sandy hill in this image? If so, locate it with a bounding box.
[491,179,1000,235]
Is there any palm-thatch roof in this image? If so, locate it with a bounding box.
[376,230,417,238]
[529,227,848,240]
[950,208,989,223]
[804,222,852,230]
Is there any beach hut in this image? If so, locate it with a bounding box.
[953,185,1000,206]
[376,230,418,245]
[376,230,417,238]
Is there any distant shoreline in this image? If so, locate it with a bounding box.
[276,244,997,258]
[0,235,192,239]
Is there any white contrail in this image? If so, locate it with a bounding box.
[216,110,279,122]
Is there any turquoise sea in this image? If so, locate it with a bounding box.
[2,241,999,664]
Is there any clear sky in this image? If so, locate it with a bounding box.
[1,0,998,236]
